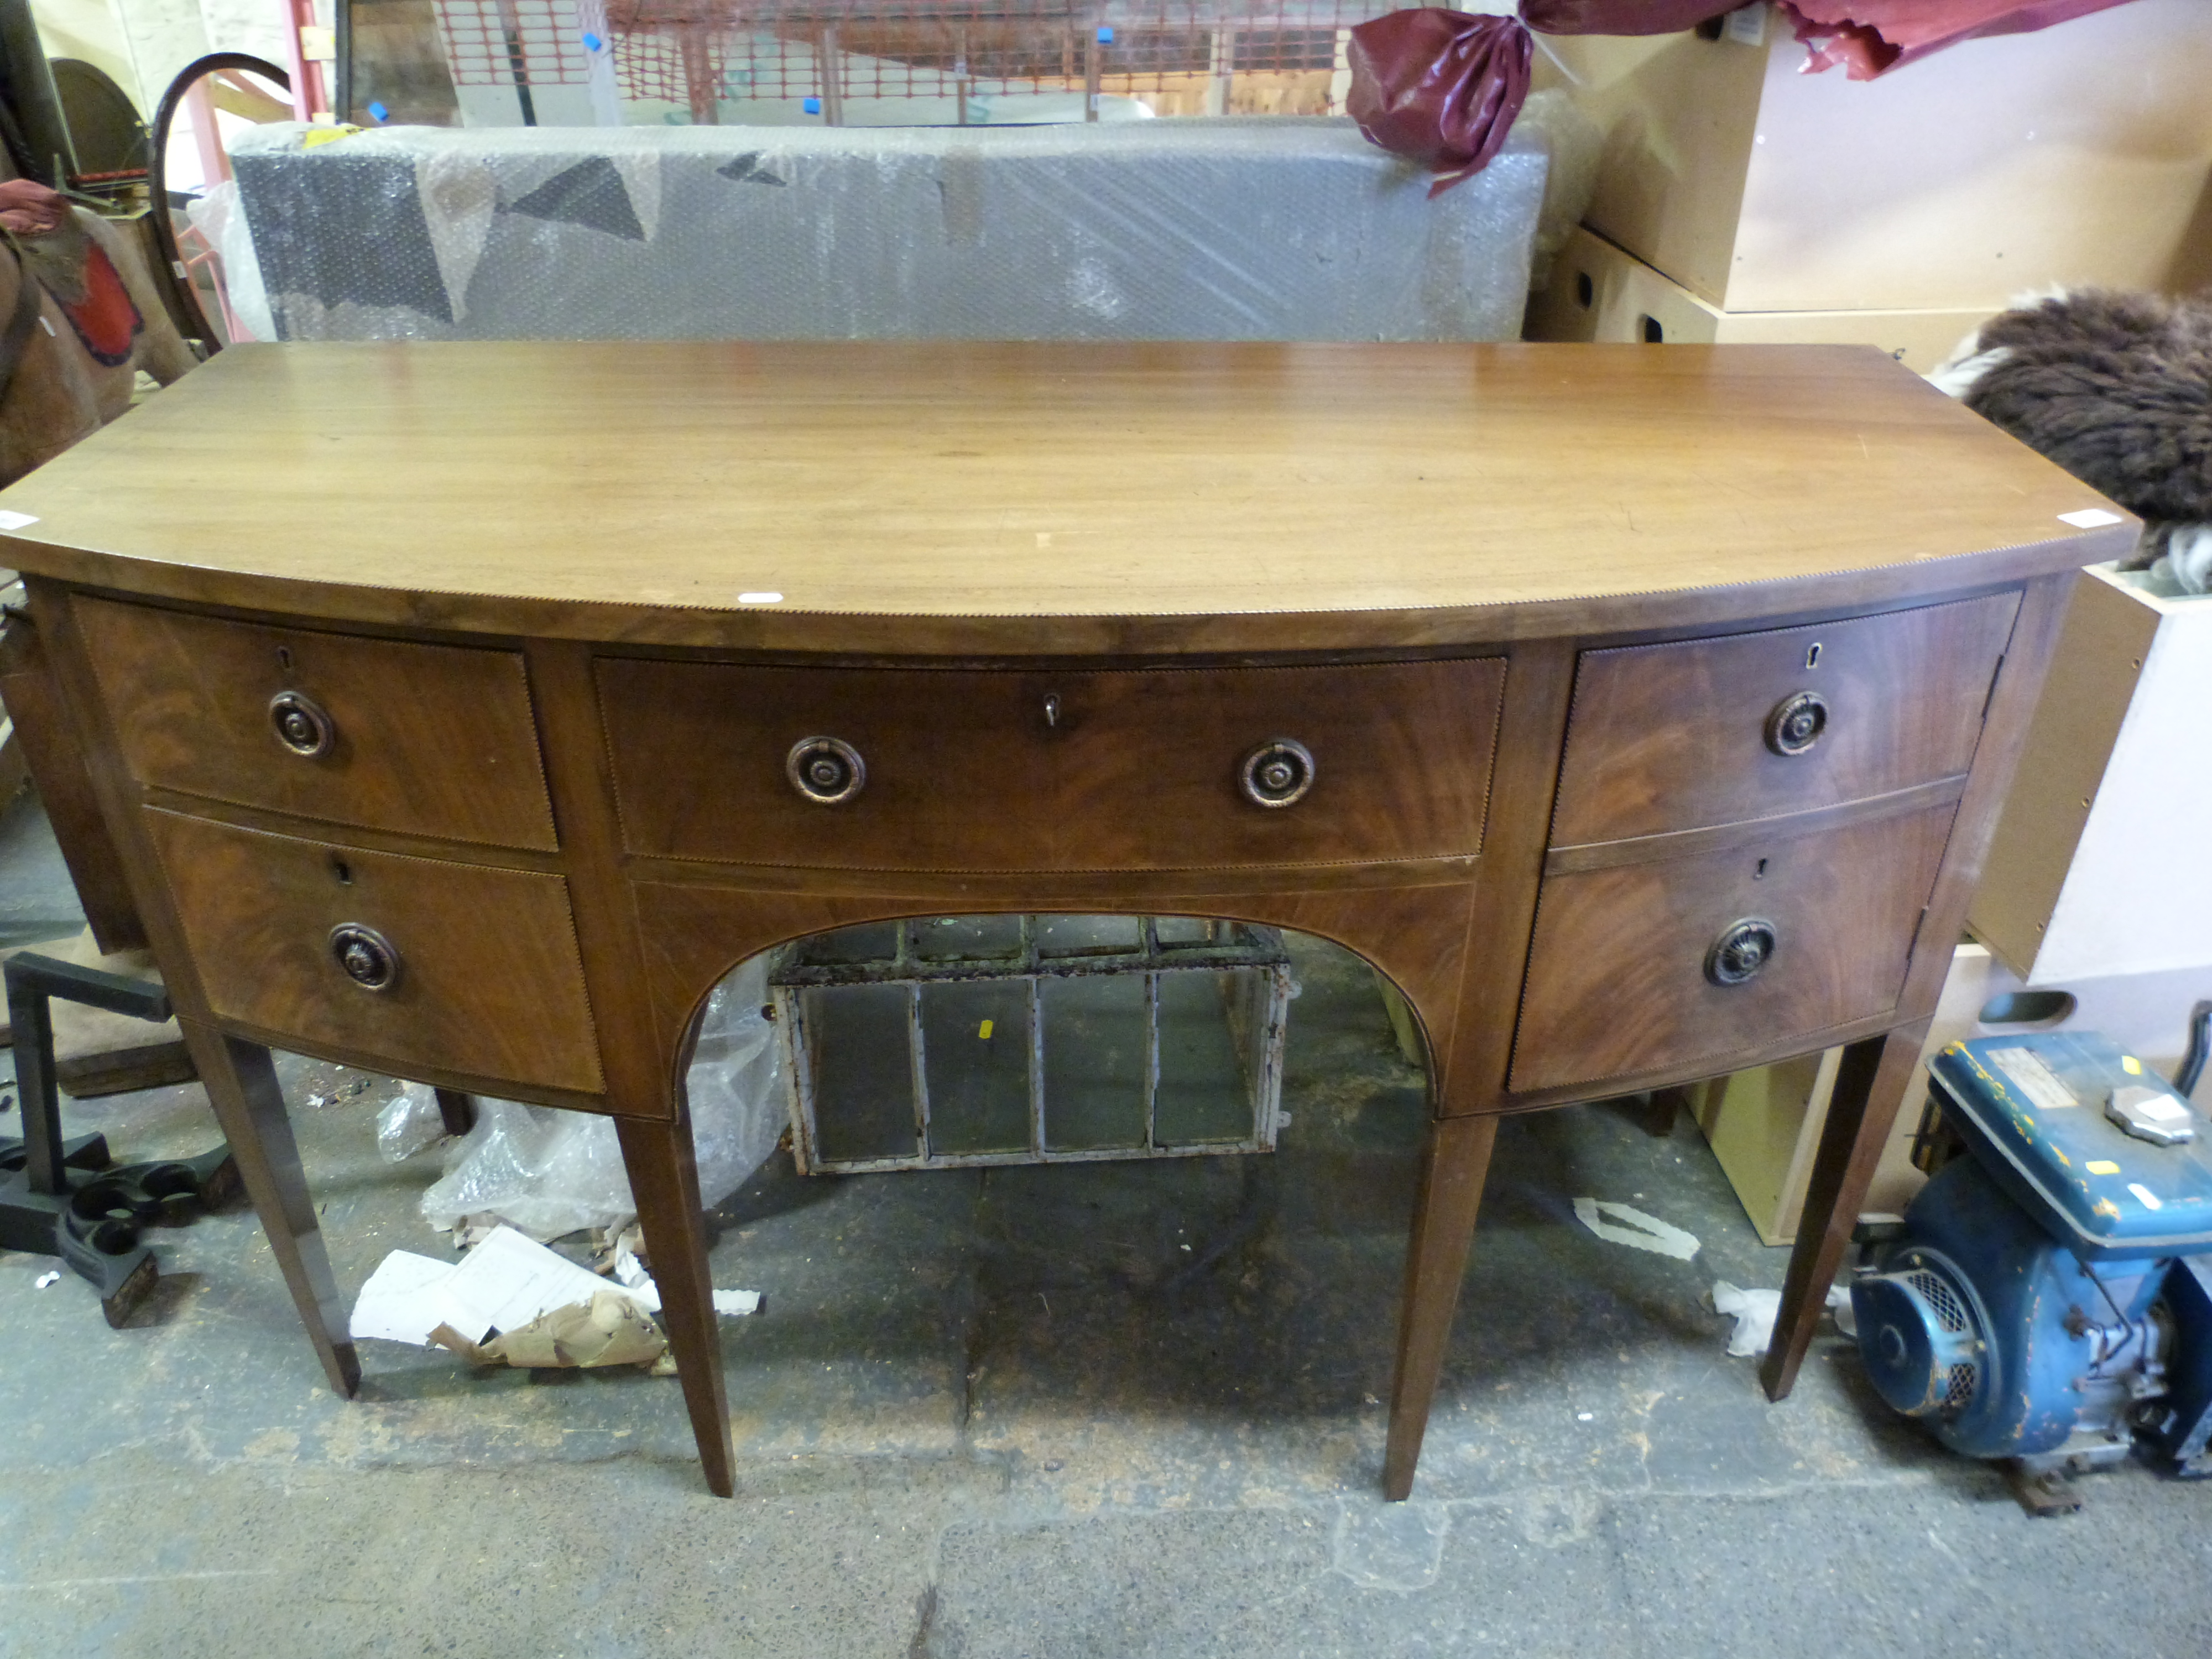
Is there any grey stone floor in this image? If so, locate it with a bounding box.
[0,788,2206,1657]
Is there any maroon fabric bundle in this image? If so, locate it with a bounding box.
[1517,0,2146,77]
[1778,0,2142,79]
[1348,1,2148,184]
[1345,11,1534,197]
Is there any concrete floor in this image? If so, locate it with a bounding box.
[0,789,2206,1658]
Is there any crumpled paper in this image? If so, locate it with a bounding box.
[431,1288,671,1372]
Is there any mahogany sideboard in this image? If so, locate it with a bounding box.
[0,341,2130,1499]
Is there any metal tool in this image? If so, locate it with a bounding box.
[0,951,234,1324]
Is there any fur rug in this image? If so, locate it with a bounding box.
[1932,288,2212,592]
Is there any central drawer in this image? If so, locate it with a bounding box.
[144,811,604,1094]
[596,658,1506,872]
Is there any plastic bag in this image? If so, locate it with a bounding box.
[1346,11,1533,198]
[184,179,276,342]
[375,1081,448,1162]
[1512,89,1602,290]
[419,954,786,1241]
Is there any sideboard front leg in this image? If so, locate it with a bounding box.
[179,1020,360,1397]
[615,1110,735,1498]
[1760,1020,1931,1400]
[1383,1111,1500,1500]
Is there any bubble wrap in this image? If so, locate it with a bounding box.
[229,117,1547,343]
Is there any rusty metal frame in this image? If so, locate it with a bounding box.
[773,915,1291,1174]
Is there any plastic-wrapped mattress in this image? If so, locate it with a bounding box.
[229,118,1546,343]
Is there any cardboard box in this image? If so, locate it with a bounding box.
[1535,0,2212,312]
[1970,568,2212,985]
[1524,223,1991,374]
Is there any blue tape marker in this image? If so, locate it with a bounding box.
[1096,25,1114,43]
[802,96,822,114]
[367,101,389,123]
[581,30,602,51]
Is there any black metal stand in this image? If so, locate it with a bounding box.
[0,951,236,1324]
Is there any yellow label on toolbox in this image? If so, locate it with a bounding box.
[2088,1161,2122,1175]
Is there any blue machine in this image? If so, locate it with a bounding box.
[1852,1031,2212,1490]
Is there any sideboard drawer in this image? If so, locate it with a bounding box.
[79,598,557,851]
[1549,594,2018,846]
[1509,802,1956,1093]
[596,656,1506,871]
[144,811,604,1094]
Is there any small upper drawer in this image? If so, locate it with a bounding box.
[144,810,604,1095]
[1510,801,1955,1094]
[597,656,1505,872]
[1549,594,2019,846]
[78,598,557,851]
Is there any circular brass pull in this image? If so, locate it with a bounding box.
[269,690,335,758]
[328,924,400,993]
[1705,917,1778,987]
[1764,690,1829,757]
[1239,739,1315,808]
[786,737,866,805]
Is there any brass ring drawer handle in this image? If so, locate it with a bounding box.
[1764,690,1829,757]
[787,736,866,805]
[328,924,400,993]
[1239,739,1316,808]
[1705,917,1778,987]
[269,690,335,758]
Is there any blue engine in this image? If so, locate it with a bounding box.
[1852,1032,2212,1480]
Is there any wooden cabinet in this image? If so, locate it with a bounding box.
[0,340,2122,1507]
[79,598,559,851]
[597,656,1506,872]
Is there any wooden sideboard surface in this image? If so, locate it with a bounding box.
[0,342,2130,1500]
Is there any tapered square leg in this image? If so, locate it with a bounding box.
[1760,1021,1931,1401]
[615,1109,735,1498]
[1383,1112,1500,1500]
[178,1019,360,1397]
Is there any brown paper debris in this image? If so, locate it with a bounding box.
[430,1289,669,1370]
